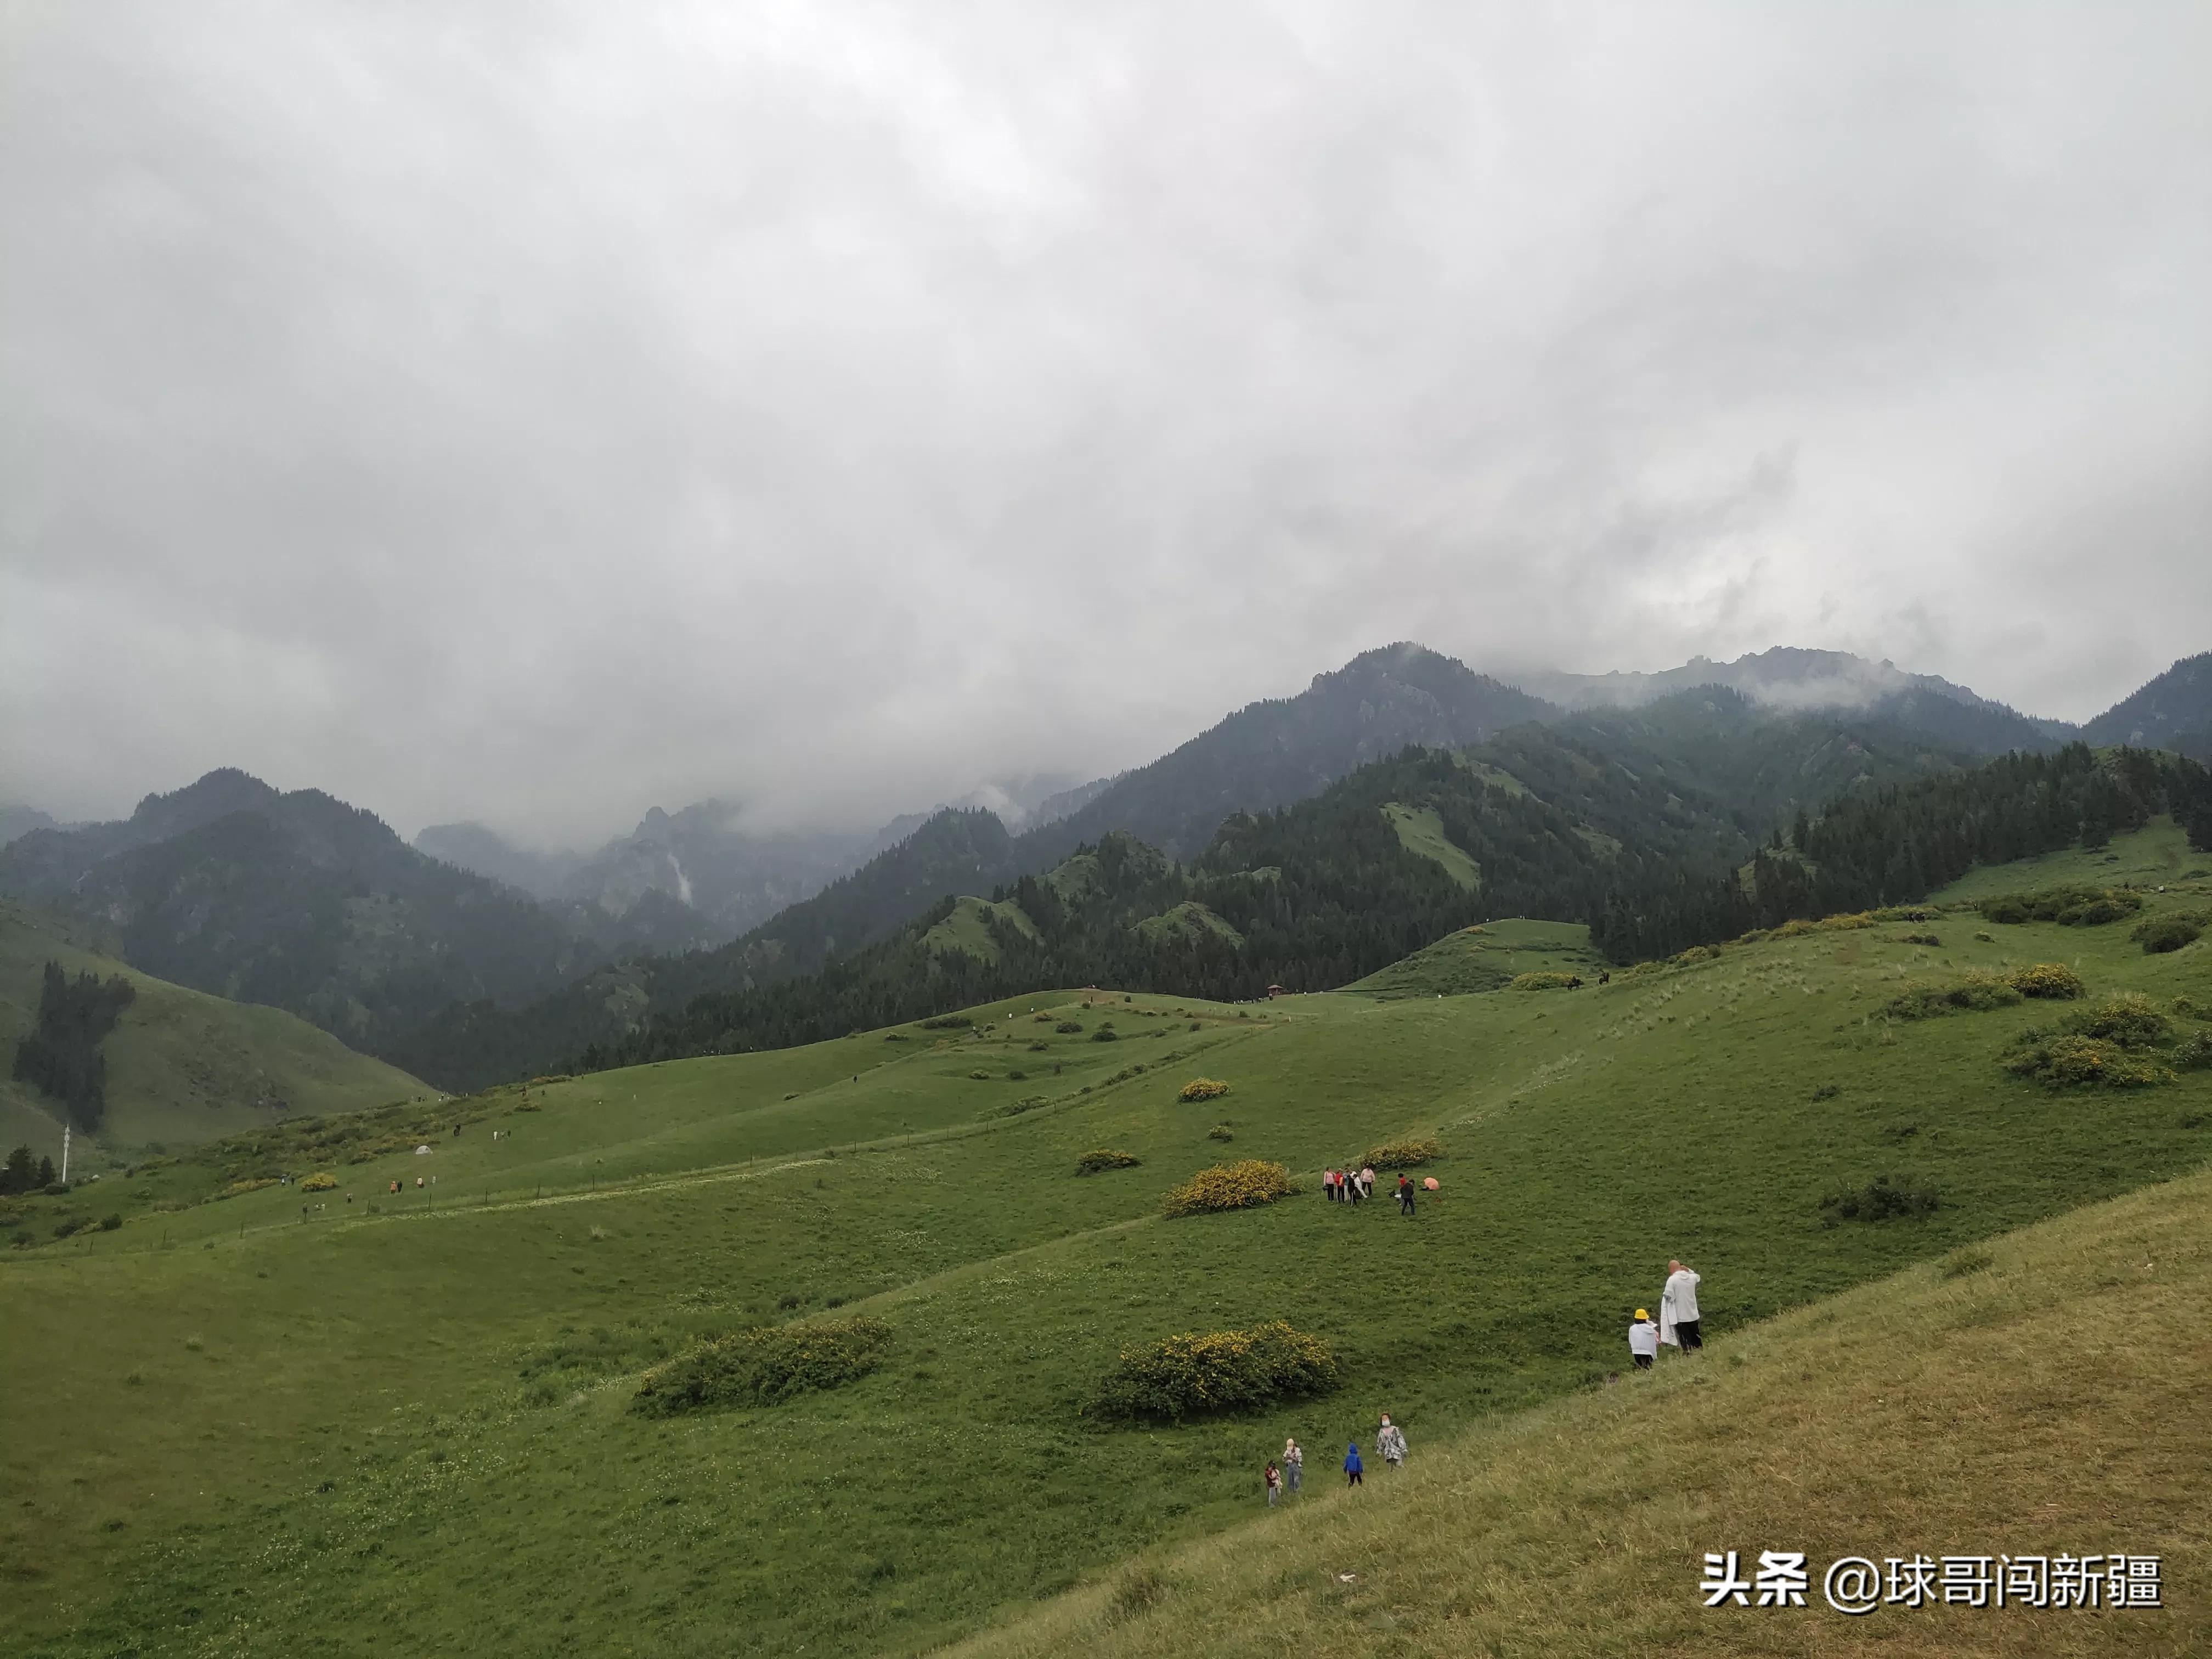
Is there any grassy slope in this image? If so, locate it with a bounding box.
[1381,802,1482,890]
[1,830,2208,1656]
[0,899,428,1164]
[951,1168,2212,1658]
[1347,916,1608,996]
[922,896,1041,962]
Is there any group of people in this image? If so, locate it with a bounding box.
[1265,1415,1408,1504]
[1322,1165,1376,1205]
[1323,1166,1421,1216]
[1626,1259,1703,1369]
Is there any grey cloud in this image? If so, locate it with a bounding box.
[3,1,2207,844]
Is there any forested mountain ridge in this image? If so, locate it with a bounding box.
[386,688,2011,1085]
[1019,642,1560,862]
[2082,651,2212,758]
[0,773,606,1063]
[571,735,2212,1080]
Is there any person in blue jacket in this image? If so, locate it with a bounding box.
[1344,1441,1363,1487]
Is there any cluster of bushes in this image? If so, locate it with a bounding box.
[1884,962,2083,1018]
[1884,972,2022,1020]
[1361,1136,1443,1169]
[1820,1172,1940,1224]
[1091,1026,1120,1043]
[1087,1320,1335,1423]
[1176,1077,1229,1103]
[300,1172,337,1192]
[632,1316,891,1415]
[1744,906,1942,947]
[1075,1149,1141,1175]
[1978,885,2143,927]
[1206,1124,1234,1142]
[1163,1160,1295,1217]
[1508,971,1582,991]
[2004,1035,2172,1090]
[2002,995,2185,1090]
[1054,1020,1084,1034]
[2132,912,2206,955]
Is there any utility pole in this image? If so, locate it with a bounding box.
[61,1126,70,1184]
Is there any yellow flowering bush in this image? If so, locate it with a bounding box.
[633,1316,891,1415]
[2008,962,2085,1000]
[1176,1077,1229,1103]
[1361,1136,1443,1169]
[300,1172,338,1192]
[1088,1320,1336,1422]
[2004,1034,2171,1091]
[1163,1160,1295,1217]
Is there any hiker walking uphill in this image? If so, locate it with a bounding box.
[1660,1259,1703,1353]
[1283,1437,1303,1495]
[1343,1442,1363,1486]
[1377,1414,1407,1469]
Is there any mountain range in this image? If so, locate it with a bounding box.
[4,644,2208,1097]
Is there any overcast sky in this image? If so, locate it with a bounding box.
[4,2,2208,845]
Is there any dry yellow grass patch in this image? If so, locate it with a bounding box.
[947,1169,2212,1658]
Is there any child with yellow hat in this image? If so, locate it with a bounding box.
[1628,1307,1660,1370]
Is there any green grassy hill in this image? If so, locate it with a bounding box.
[952,1169,2212,1658]
[1,826,2207,1656]
[0,900,430,1166]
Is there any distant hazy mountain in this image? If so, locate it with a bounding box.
[0,807,63,850]
[2082,652,2212,758]
[413,821,584,898]
[0,770,605,1062]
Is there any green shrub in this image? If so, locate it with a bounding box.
[2070,994,2170,1047]
[99,1214,122,1231]
[1163,1160,1295,1217]
[1206,1124,1233,1142]
[1027,1041,1049,1053]
[1884,973,2022,1020]
[1820,1173,1940,1224]
[967,1069,992,1081]
[1361,1136,1443,1169]
[1075,1149,1141,1175]
[1176,1077,1229,1103]
[2131,914,2205,955]
[1898,932,1943,946]
[1091,1028,1120,1043]
[1055,1020,1083,1034]
[2177,1031,2212,1071]
[2008,962,2085,1000]
[633,1317,891,1415]
[1087,1320,1336,1423]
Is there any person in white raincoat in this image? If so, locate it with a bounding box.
[1660,1259,1702,1353]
